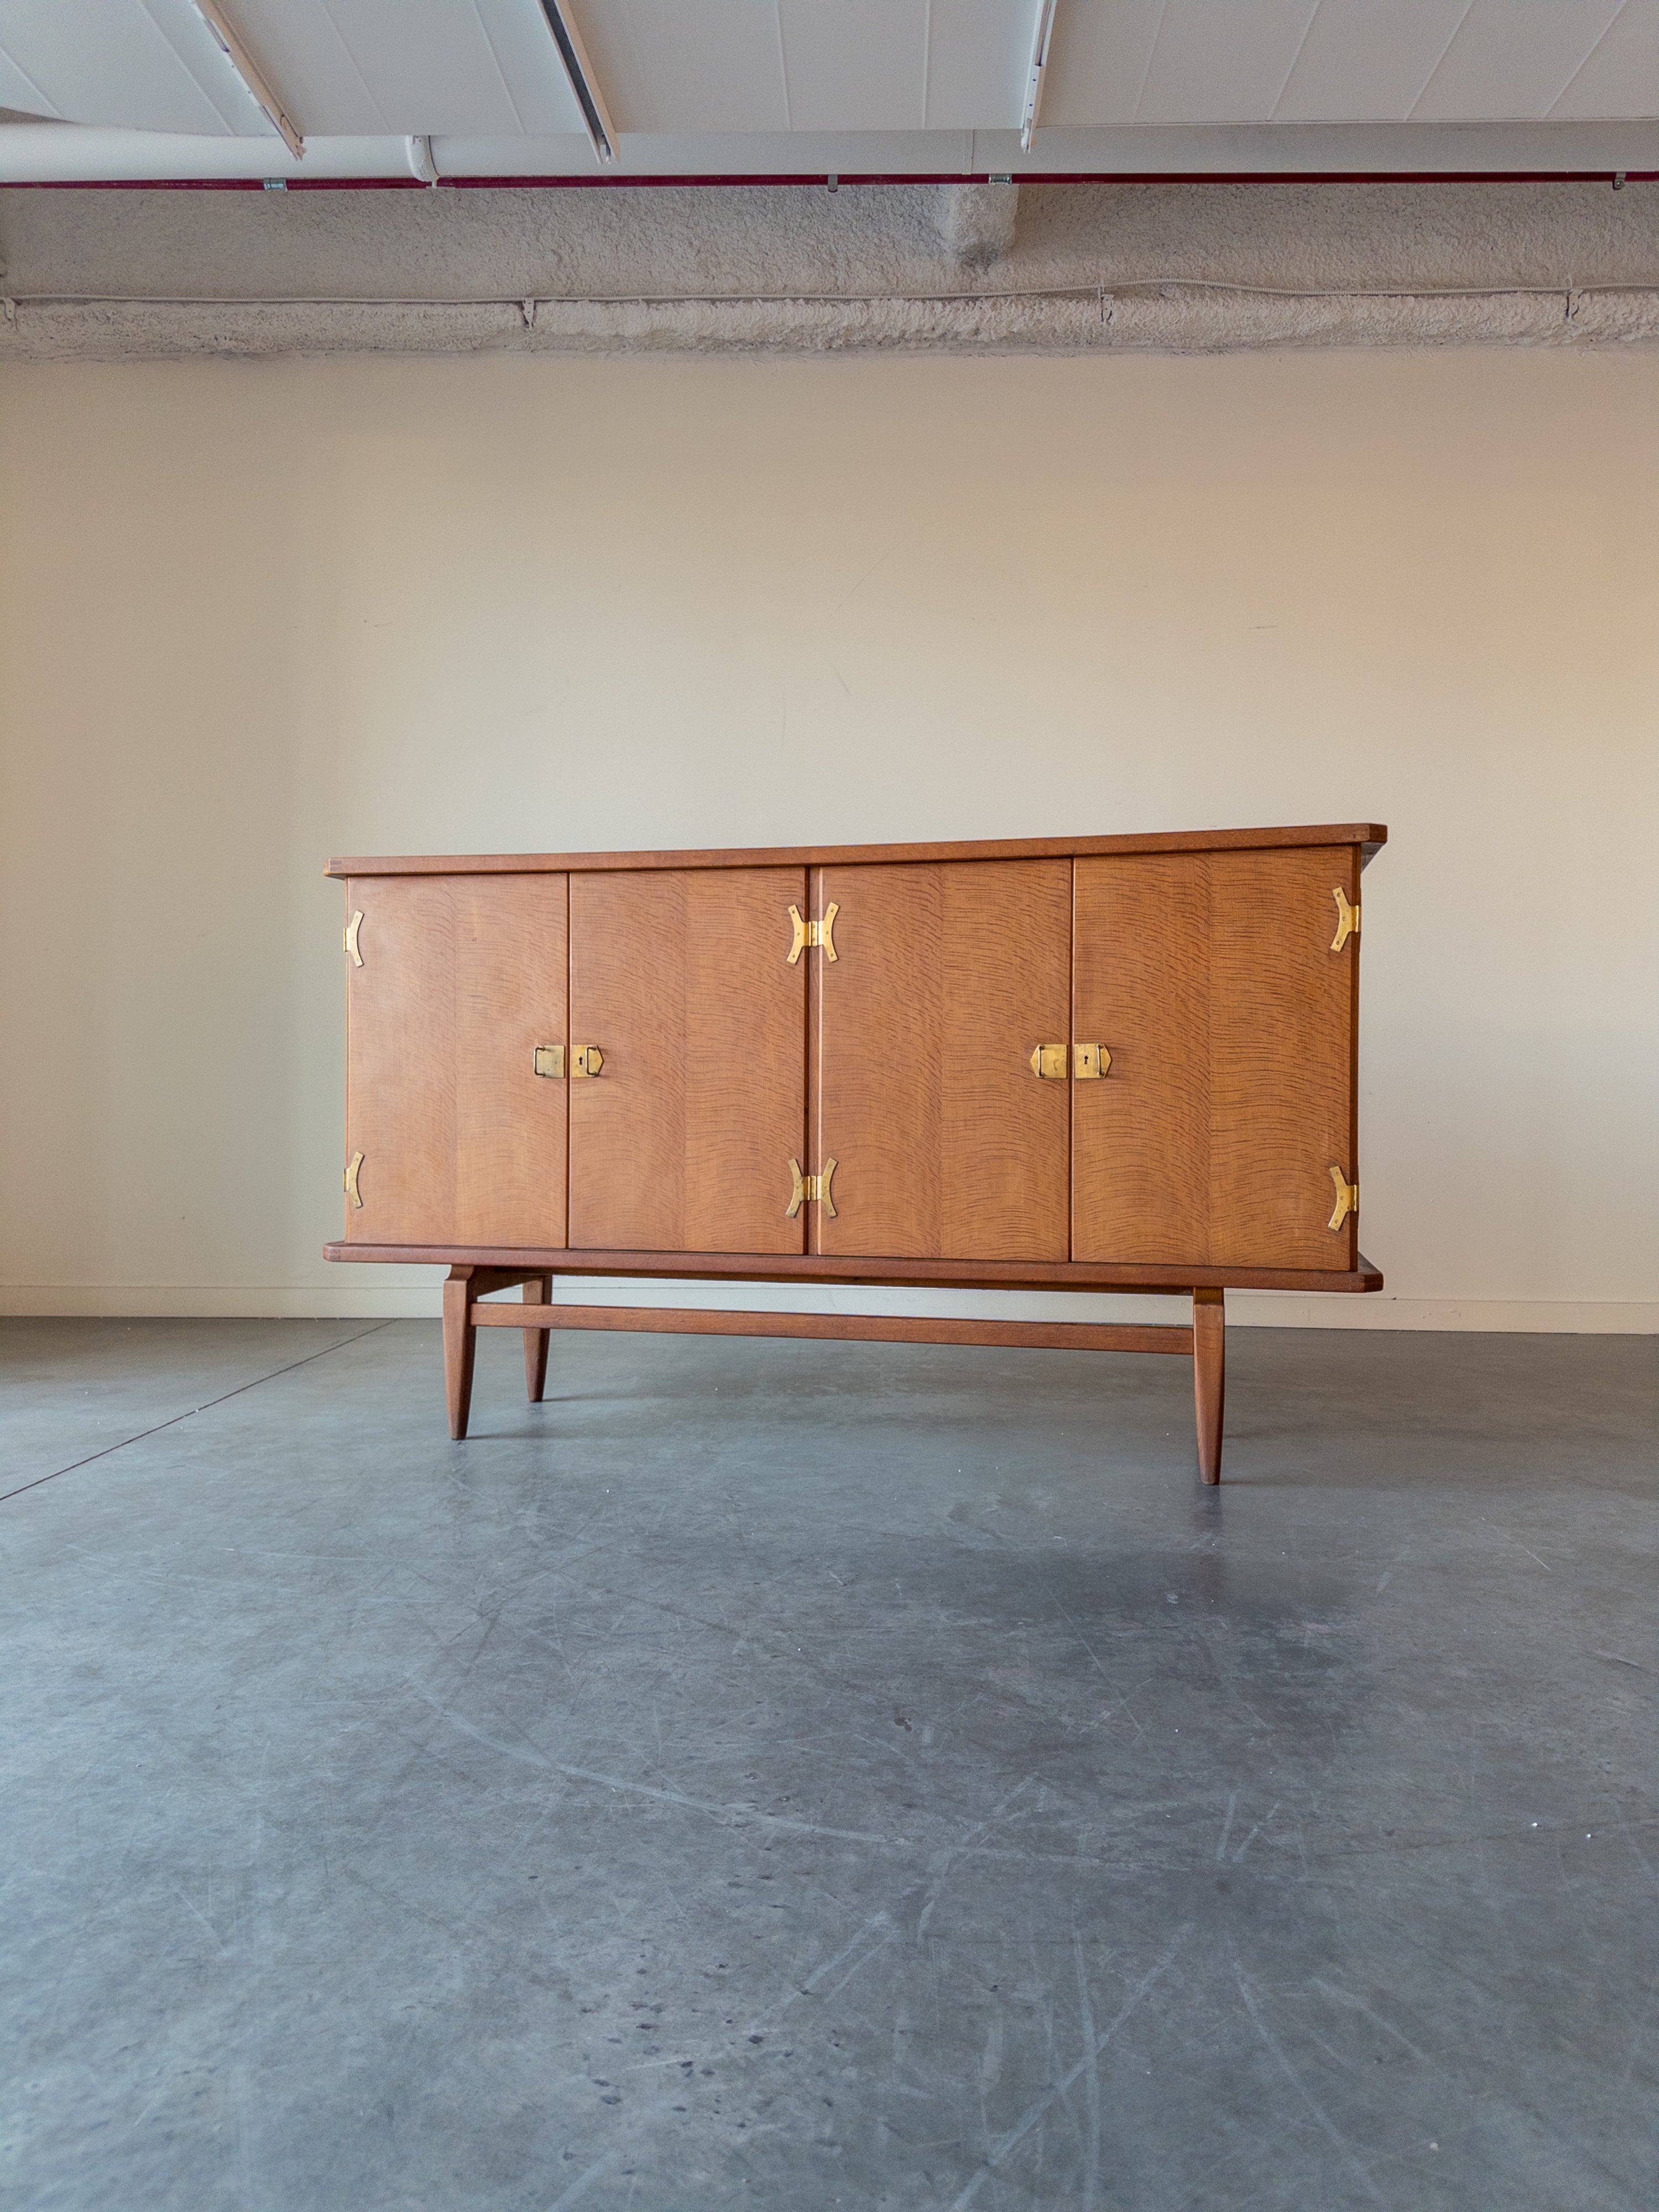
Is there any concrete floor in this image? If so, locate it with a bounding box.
[2,1318,1655,2212]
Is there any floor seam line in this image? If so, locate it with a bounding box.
[0,1322,398,1506]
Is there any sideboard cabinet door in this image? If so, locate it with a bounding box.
[568,868,807,1254]
[345,874,568,1248]
[1072,846,1359,1270]
[813,859,1072,1261]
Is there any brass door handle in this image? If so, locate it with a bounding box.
[571,1046,604,1077]
[1029,1044,1068,1079]
[1073,1043,1111,1079]
[533,1045,566,1078]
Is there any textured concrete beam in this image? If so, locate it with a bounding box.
[6,286,1655,361]
[2,180,1656,359]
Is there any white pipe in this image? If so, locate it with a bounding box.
[0,129,435,184]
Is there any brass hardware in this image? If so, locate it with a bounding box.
[343,910,363,966]
[1327,1167,1358,1231]
[571,1046,604,1077]
[1331,886,1360,952]
[1073,1043,1112,1080]
[533,1045,566,1079]
[344,1151,364,1208]
[786,1156,838,1218]
[1029,1043,1068,1080]
[786,902,839,965]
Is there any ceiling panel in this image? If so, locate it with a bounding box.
[1550,0,1659,118]
[0,0,257,134]
[777,0,929,133]
[572,1,789,135]
[1413,0,1632,119]
[1,0,1652,156]
[1275,0,1470,121]
[1040,1,1166,128]
[922,0,1027,129]
[1139,0,1326,124]
[0,45,58,117]
[234,0,585,137]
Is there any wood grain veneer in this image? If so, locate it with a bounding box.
[1072,846,1359,1271]
[816,859,1071,1262]
[1072,853,1211,1265]
[567,868,806,1253]
[345,874,567,1249]
[1209,847,1357,1271]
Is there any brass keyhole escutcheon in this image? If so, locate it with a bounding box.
[571,1046,604,1078]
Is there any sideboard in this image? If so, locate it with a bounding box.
[324,824,1385,1480]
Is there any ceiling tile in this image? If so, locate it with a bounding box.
[1548,0,1659,118]
[778,0,930,133]
[1275,0,1472,121]
[922,0,1028,129]
[1138,0,1325,124]
[0,0,254,134]
[1040,0,1166,128]
[573,1,789,135]
[0,40,61,117]
[233,0,585,137]
[1413,0,1632,119]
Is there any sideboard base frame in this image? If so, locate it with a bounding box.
[328,1244,1380,1483]
[427,1263,1306,1484]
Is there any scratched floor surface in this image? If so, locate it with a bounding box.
[1,1318,1655,2211]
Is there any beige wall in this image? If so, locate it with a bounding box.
[2,349,1655,1329]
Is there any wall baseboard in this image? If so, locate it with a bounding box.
[2,1282,1654,1333]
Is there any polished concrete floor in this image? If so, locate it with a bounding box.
[2,1317,1655,2212]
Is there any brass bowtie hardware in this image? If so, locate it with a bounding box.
[533,1045,566,1079]
[1327,1167,1358,1230]
[786,902,839,965]
[1030,1043,1068,1080]
[1073,1043,1112,1080]
[571,1046,604,1077]
[786,1156,838,1218]
[343,911,363,966]
[344,1151,364,1208]
[1330,887,1360,952]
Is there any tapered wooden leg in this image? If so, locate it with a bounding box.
[524,1276,551,1402]
[443,1266,478,1441]
[1193,1287,1225,1485]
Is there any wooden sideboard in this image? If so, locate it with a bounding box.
[324,825,1385,1480]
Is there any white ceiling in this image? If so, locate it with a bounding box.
[0,0,1654,159]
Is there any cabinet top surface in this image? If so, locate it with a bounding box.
[326,822,1387,879]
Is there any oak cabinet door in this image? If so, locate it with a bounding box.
[344,874,568,1247]
[568,868,807,1253]
[815,860,1072,1260]
[1072,847,1359,1270]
